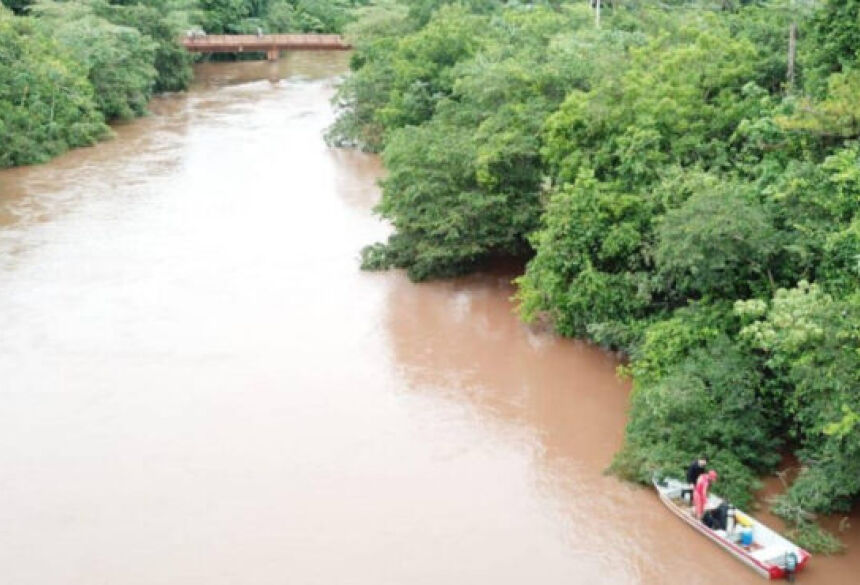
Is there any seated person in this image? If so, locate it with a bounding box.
[703,502,730,531]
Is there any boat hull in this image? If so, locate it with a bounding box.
[653,479,810,580]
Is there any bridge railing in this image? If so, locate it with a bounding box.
[181,34,350,51]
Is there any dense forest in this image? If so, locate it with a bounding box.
[0,0,364,167]
[327,0,860,552]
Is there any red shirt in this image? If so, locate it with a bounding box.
[695,473,712,498]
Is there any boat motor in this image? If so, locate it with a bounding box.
[784,552,798,582]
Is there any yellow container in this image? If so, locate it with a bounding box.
[735,511,753,527]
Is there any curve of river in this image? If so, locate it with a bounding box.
[0,53,857,585]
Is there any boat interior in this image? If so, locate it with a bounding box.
[656,478,800,567]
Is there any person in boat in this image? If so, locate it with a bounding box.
[686,457,707,485]
[703,501,730,531]
[682,457,707,502]
[694,469,718,521]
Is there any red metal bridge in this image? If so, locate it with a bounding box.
[181,34,351,61]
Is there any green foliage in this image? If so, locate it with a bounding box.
[375,5,488,130]
[1,0,33,15]
[654,182,778,299]
[363,109,543,280]
[328,3,487,151]
[196,0,363,35]
[770,494,846,554]
[805,0,860,93]
[821,217,860,296]
[736,283,854,435]
[516,170,653,338]
[787,520,845,555]
[824,405,860,438]
[778,0,860,140]
[614,335,779,508]
[325,0,413,148]
[293,0,354,32]
[350,4,604,279]
[404,0,497,26]
[362,122,482,279]
[198,0,250,33]
[541,17,769,186]
[263,0,297,32]
[726,1,810,94]
[629,303,732,386]
[778,70,860,140]
[0,7,108,167]
[612,302,780,508]
[96,0,192,92]
[32,1,158,120]
[737,283,860,514]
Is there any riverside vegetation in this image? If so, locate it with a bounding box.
[0,0,365,167]
[327,0,860,552]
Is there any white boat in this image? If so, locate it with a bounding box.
[653,476,810,580]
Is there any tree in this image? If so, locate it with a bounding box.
[654,182,778,300]
[32,1,158,120]
[198,0,250,33]
[820,218,860,296]
[97,0,193,92]
[516,169,653,338]
[737,282,860,514]
[362,119,536,280]
[327,3,491,151]
[778,70,860,140]
[0,7,107,167]
[541,16,767,187]
[804,0,860,94]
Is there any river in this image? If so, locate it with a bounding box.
[0,53,857,585]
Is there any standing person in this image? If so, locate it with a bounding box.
[683,457,707,503]
[686,457,707,485]
[694,470,718,521]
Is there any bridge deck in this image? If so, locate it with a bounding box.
[181,34,350,53]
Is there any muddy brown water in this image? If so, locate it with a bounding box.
[0,52,857,585]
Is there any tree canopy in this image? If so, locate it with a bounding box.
[0,6,108,166]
